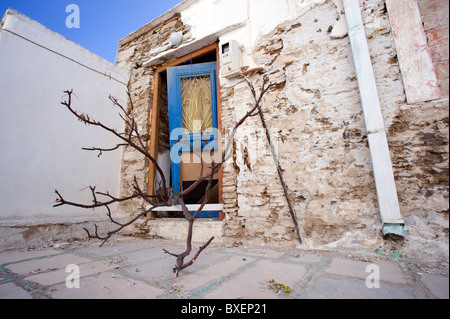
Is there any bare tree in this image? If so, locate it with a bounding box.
[54,74,301,278]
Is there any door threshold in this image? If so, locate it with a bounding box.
[146,204,223,212]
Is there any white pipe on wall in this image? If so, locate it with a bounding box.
[343,0,405,239]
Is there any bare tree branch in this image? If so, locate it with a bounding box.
[243,76,303,244]
[82,144,128,158]
[54,189,139,209]
[83,207,154,247]
[55,74,298,277]
[61,89,168,194]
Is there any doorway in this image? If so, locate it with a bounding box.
[147,44,223,219]
[167,62,219,218]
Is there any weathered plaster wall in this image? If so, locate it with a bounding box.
[418,0,449,99]
[221,0,448,258]
[116,0,448,259]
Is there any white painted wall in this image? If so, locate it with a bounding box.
[0,9,129,223]
[180,0,299,71]
[134,0,332,84]
[140,0,329,75]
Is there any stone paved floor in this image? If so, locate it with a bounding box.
[0,237,448,299]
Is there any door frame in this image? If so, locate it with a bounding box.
[147,42,224,220]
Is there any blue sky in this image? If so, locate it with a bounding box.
[0,0,183,63]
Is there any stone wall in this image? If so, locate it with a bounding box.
[116,0,448,259]
[220,0,448,257]
[116,13,191,215]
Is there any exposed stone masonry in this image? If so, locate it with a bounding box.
[116,14,191,215]
[115,0,448,260]
[218,0,448,257]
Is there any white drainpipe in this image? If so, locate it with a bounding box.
[343,0,405,239]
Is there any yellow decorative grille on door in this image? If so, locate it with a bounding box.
[181,75,213,134]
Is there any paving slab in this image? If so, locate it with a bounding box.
[120,248,229,286]
[216,246,286,259]
[49,272,165,299]
[6,253,92,275]
[174,250,233,274]
[76,241,160,258]
[120,254,179,285]
[286,253,323,264]
[173,255,256,293]
[203,259,308,299]
[0,282,33,299]
[0,249,61,265]
[303,276,415,299]
[24,261,116,286]
[325,257,408,284]
[114,246,172,265]
[420,273,449,299]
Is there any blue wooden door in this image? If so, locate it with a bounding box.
[167,62,219,218]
